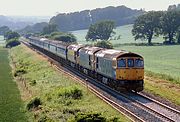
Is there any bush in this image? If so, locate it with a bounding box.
[163,41,176,45]
[37,114,53,122]
[14,68,27,77]
[53,33,77,43]
[29,79,37,86]
[69,112,107,122]
[94,41,113,49]
[26,97,42,111]
[6,38,20,48]
[58,87,83,100]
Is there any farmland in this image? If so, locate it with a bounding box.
[0,46,27,122]
[117,45,180,83]
[0,36,5,46]
[72,24,164,45]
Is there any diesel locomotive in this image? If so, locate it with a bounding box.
[28,37,144,92]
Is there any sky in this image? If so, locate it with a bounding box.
[0,0,179,16]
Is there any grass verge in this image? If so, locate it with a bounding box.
[10,44,130,122]
[0,47,27,122]
[144,75,180,105]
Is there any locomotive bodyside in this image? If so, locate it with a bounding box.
[67,44,84,65]
[79,46,102,71]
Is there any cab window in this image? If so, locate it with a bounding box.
[127,59,134,67]
[118,59,126,68]
[135,59,144,67]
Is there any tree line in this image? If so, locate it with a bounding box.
[132,10,180,45]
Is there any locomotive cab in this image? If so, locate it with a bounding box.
[116,53,144,92]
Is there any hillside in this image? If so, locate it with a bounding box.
[50,6,145,31]
[0,15,50,30]
[18,22,48,34]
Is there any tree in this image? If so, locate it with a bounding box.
[0,26,11,35]
[6,38,20,48]
[4,31,20,40]
[177,27,180,44]
[132,11,163,45]
[42,24,58,35]
[86,20,115,41]
[161,11,180,43]
[52,33,77,43]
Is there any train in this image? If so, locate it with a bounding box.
[28,37,144,92]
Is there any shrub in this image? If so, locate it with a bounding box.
[53,33,77,43]
[58,87,83,100]
[69,112,107,122]
[37,114,53,122]
[14,68,27,77]
[94,41,113,49]
[6,38,20,48]
[29,79,37,86]
[63,108,81,115]
[26,97,42,111]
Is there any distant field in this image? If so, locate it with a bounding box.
[0,47,27,122]
[0,35,4,41]
[72,24,164,45]
[0,36,5,46]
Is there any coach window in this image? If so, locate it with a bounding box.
[127,59,134,67]
[118,59,126,68]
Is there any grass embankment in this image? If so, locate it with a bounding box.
[0,47,27,122]
[10,44,130,122]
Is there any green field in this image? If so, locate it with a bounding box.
[117,45,180,82]
[72,25,180,83]
[0,36,5,46]
[72,24,164,45]
[0,47,27,122]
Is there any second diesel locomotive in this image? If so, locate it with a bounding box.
[28,37,144,92]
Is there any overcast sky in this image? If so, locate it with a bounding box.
[0,0,179,16]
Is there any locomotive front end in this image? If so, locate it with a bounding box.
[116,53,144,92]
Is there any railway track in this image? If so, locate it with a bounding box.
[21,40,180,122]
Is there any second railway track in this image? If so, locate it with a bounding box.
[21,40,180,122]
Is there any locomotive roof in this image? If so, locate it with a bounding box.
[67,44,84,51]
[95,49,142,59]
[80,46,102,55]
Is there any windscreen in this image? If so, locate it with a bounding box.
[127,59,134,67]
[117,59,126,68]
[135,59,144,67]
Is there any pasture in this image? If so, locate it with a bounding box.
[72,24,164,45]
[0,47,27,122]
[117,45,180,83]
[0,36,5,46]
